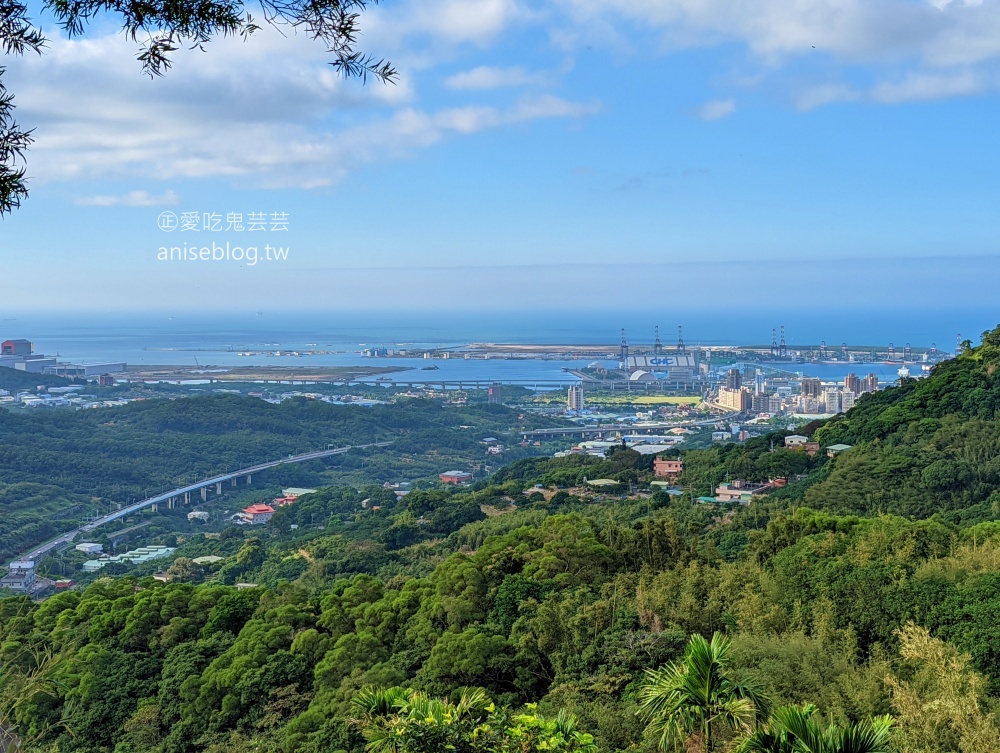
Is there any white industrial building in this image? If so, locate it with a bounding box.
[15,357,57,372]
[44,362,127,377]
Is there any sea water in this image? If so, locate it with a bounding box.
[3,307,995,384]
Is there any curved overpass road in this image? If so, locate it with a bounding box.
[15,442,392,566]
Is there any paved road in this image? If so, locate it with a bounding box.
[14,442,392,566]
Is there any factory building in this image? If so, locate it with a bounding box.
[626,353,698,381]
[1,339,32,356]
[14,357,57,372]
[43,362,127,377]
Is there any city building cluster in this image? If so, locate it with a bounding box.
[0,385,133,409]
[716,368,882,417]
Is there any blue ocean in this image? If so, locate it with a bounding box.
[3,307,996,384]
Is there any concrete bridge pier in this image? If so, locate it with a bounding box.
[184,492,190,505]
[201,487,208,502]
[151,502,157,513]
[247,475,252,485]
[216,482,223,495]
[167,497,175,509]
[231,477,237,487]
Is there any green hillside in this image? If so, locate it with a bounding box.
[8,327,1000,752]
[0,365,74,392]
[0,395,557,558]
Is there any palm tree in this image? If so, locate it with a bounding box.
[637,632,768,752]
[735,704,895,753]
[350,686,493,753]
[350,686,597,753]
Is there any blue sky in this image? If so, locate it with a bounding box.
[3,0,1000,313]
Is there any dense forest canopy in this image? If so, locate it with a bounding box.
[7,326,1000,752]
[0,394,555,558]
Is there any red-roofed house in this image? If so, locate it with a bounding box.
[272,496,298,507]
[439,470,474,485]
[242,504,275,524]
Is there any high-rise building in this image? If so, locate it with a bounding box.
[752,393,770,413]
[801,378,822,398]
[823,388,841,414]
[726,368,742,390]
[754,369,766,394]
[800,396,822,414]
[718,386,752,412]
[567,385,585,411]
[768,393,783,414]
[861,373,879,393]
[844,373,862,394]
[488,383,503,405]
[841,391,856,411]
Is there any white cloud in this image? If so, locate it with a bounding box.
[794,70,989,108]
[5,28,597,189]
[871,70,986,102]
[445,60,574,89]
[795,83,861,110]
[551,0,943,61]
[513,93,600,120]
[446,65,543,89]
[548,0,1000,107]
[9,0,997,199]
[698,99,735,120]
[74,190,179,207]
[365,0,527,50]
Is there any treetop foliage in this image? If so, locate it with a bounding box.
[7,327,1000,750]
